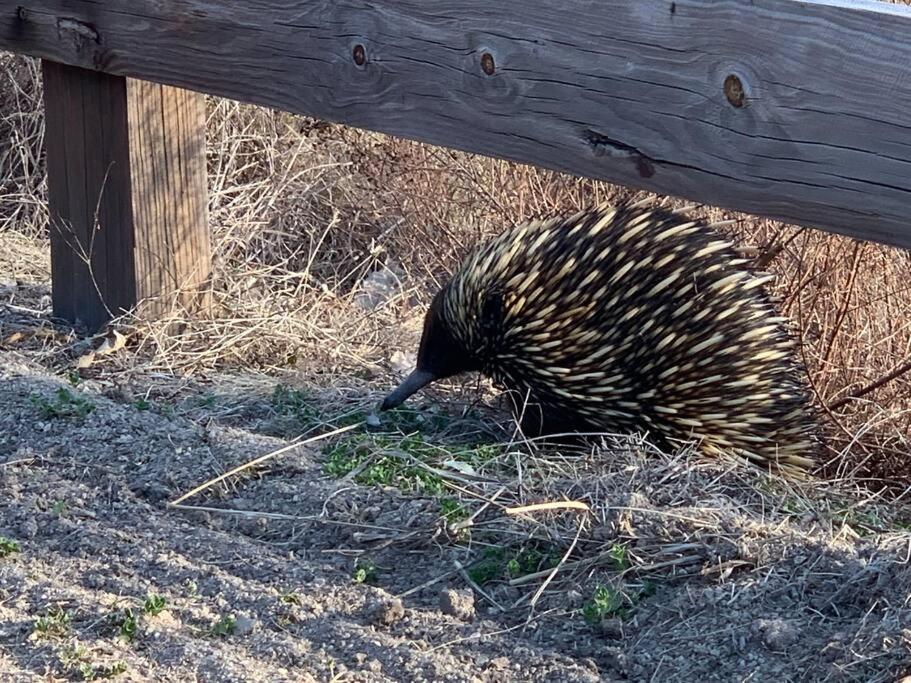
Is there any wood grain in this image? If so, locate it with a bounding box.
[42,61,210,331]
[9,1,911,248]
[42,61,135,330]
[126,79,211,317]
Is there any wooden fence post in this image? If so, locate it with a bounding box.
[41,60,211,332]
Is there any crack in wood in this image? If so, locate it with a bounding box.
[584,129,656,178]
[57,17,99,45]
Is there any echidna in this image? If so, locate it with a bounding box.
[380,202,817,474]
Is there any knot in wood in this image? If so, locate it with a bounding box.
[352,44,367,67]
[724,74,746,108]
[480,52,495,76]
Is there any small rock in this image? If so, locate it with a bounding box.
[367,595,405,626]
[566,590,584,607]
[757,618,799,650]
[390,350,416,377]
[134,480,173,503]
[580,657,600,673]
[354,261,405,311]
[439,587,475,622]
[599,617,624,639]
[486,656,509,670]
[19,517,38,539]
[602,647,629,674]
[141,610,182,640]
[232,614,257,636]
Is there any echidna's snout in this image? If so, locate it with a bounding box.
[381,294,479,411]
[380,368,438,411]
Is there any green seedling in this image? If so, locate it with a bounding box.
[506,545,561,579]
[468,547,507,585]
[208,614,237,637]
[323,434,447,495]
[33,605,71,639]
[279,591,303,606]
[60,643,90,672]
[0,536,20,557]
[440,498,469,523]
[116,608,138,642]
[375,407,447,433]
[608,543,629,570]
[142,594,167,616]
[323,445,361,478]
[31,388,95,420]
[324,431,502,495]
[79,661,128,681]
[352,559,378,585]
[271,385,321,428]
[582,585,625,624]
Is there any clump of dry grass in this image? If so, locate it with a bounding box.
[1,52,909,489]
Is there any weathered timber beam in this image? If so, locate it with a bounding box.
[42,61,210,331]
[4,1,911,248]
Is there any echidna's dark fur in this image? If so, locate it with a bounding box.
[381,202,818,474]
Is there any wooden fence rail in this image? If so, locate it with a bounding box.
[1,0,910,328]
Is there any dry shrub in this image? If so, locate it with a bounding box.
[763,229,911,484]
[0,54,45,238]
[184,99,405,372]
[0,52,908,489]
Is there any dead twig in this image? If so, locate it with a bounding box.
[169,423,360,507]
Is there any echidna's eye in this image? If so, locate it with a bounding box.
[479,291,504,336]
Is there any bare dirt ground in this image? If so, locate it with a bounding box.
[1,234,910,682]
